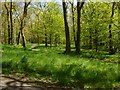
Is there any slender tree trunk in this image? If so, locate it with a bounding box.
[8,21,11,44]
[3,21,7,44]
[0,3,1,44]
[14,19,16,44]
[118,2,120,53]
[17,2,30,48]
[20,27,26,48]
[4,3,11,44]
[50,32,52,47]
[76,1,80,54]
[17,32,20,45]
[76,0,85,54]
[18,19,26,48]
[3,26,7,44]
[71,1,77,49]
[89,28,92,49]
[109,2,115,54]
[62,0,71,54]
[18,18,26,48]
[43,24,48,47]
[45,30,48,47]
[54,34,58,47]
[10,1,13,44]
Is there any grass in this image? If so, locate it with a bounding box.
[2,44,120,88]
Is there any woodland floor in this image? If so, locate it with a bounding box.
[1,44,120,89]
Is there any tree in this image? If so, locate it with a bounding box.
[109,2,115,55]
[17,1,31,48]
[2,3,7,44]
[4,3,11,44]
[10,1,13,44]
[2,1,119,55]
[29,2,63,46]
[70,0,77,50]
[76,0,85,54]
[62,0,71,54]
[0,2,1,44]
[117,2,120,53]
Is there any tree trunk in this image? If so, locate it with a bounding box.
[71,1,77,49]
[117,2,120,53]
[4,3,11,44]
[3,25,7,44]
[50,32,52,47]
[89,28,92,49]
[17,32,20,45]
[14,19,16,44]
[54,34,58,47]
[76,1,80,54]
[62,0,71,54]
[109,2,115,55]
[20,27,26,48]
[10,1,13,44]
[43,24,48,47]
[76,0,85,54]
[0,3,1,44]
[18,18,26,48]
[45,30,48,47]
[17,2,30,48]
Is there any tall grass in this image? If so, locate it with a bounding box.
[2,44,119,88]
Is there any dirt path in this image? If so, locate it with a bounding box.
[1,74,44,90]
[0,74,73,90]
[31,44,40,51]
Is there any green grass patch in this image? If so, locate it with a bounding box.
[2,44,119,88]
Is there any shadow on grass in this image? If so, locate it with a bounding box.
[2,59,118,89]
[59,50,119,64]
[2,45,119,89]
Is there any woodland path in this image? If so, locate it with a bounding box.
[0,74,72,90]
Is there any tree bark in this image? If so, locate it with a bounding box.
[10,1,13,44]
[3,24,7,44]
[50,32,52,47]
[20,27,26,48]
[43,23,48,47]
[4,3,11,44]
[17,32,20,45]
[14,19,16,44]
[0,2,1,44]
[117,2,120,53]
[62,0,71,54]
[76,0,85,54]
[109,2,115,54]
[89,28,92,49]
[71,1,77,49]
[17,1,31,48]
[45,29,48,47]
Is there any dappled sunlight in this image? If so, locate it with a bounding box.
[1,1,120,89]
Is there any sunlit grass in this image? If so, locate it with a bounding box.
[2,44,119,88]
